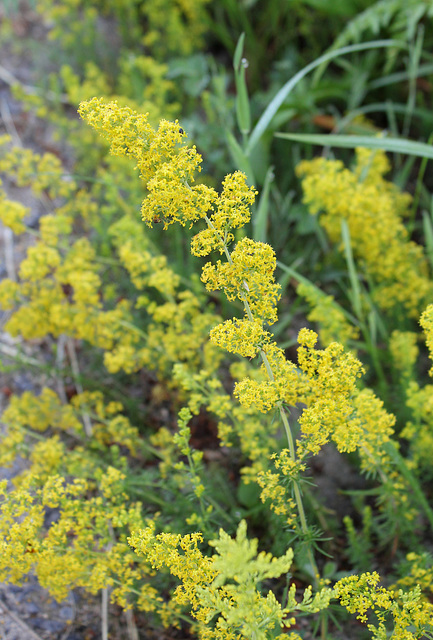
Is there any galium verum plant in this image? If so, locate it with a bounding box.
[77,97,433,639]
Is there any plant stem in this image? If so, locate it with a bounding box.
[204,215,320,586]
[384,441,433,533]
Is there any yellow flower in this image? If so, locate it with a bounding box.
[297,149,432,318]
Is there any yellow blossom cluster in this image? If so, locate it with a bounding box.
[129,521,217,624]
[297,148,433,318]
[255,464,298,525]
[129,519,329,639]
[389,330,419,380]
[0,137,75,199]
[394,552,433,599]
[0,473,164,613]
[420,304,433,375]
[402,382,433,474]
[201,238,280,324]
[0,388,143,485]
[209,318,269,358]
[36,0,210,60]
[0,182,29,234]
[399,306,433,474]
[79,97,218,229]
[191,172,257,256]
[140,0,211,58]
[334,572,433,638]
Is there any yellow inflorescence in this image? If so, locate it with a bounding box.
[297,149,433,318]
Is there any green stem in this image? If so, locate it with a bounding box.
[204,215,320,586]
[384,441,433,533]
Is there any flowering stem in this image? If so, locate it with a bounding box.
[204,215,319,585]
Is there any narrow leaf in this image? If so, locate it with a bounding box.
[253,166,274,242]
[246,39,404,154]
[275,132,433,160]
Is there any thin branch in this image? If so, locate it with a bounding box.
[0,598,45,640]
[0,338,41,366]
[2,226,16,281]
[125,608,139,640]
[66,336,92,436]
[101,586,109,640]
[0,95,21,145]
[55,334,68,403]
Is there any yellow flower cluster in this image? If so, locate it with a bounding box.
[0,473,162,612]
[394,552,433,599]
[420,304,433,375]
[141,0,211,58]
[191,172,257,256]
[389,330,419,380]
[0,388,141,482]
[297,149,433,318]
[398,308,433,475]
[36,0,210,60]
[130,519,330,639]
[202,238,280,325]
[402,381,433,474]
[296,328,365,456]
[233,341,300,413]
[209,318,269,358]
[256,463,298,525]
[129,521,217,624]
[0,137,75,199]
[79,98,217,229]
[0,182,29,234]
[334,572,433,638]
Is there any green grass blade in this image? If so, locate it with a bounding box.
[233,32,245,69]
[368,62,433,91]
[233,33,251,136]
[253,166,274,242]
[275,132,433,160]
[341,220,362,320]
[245,39,405,155]
[225,129,255,184]
[423,208,433,271]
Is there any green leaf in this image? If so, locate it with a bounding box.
[341,220,363,320]
[225,130,255,184]
[275,132,433,160]
[233,32,246,71]
[245,39,404,154]
[253,166,274,243]
[233,33,251,136]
